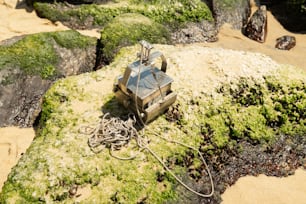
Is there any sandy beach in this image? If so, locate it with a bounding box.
[0,0,306,203]
[0,127,35,190]
[222,168,306,204]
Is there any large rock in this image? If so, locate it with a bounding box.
[1,44,305,203]
[267,0,306,32]
[98,13,171,65]
[0,74,52,127]
[32,0,217,45]
[212,0,251,30]
[33,1,217,50]
[0,30,97,127]
[33,0,213,30]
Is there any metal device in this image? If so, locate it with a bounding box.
[113,40,177,123]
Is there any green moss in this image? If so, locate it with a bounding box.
[227,106,274,141]
[0,30,96,79]
[34,0,213,28]
[0,73,15,86]
[0,34,58,79]
[201,113,230,148]
[263,75,306,135]
[39,76,87,128]
[34,1,212,64]
[0,76,96,203]
[130,0,213,28]
[197,75,306,149]
[100,13,171,63]
[34,2,71,23]
[49,30,96,49]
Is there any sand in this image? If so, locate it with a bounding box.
[0,0,68,41]
[222,169,306,204]
[204,1,306,71]
[0,0,306,203]
[0,127,35,190]
[0,0,100,42]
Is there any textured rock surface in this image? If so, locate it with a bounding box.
[244,5,267,43]
[0,75,52,127]
[27,0,116,6]
[98,13,171,65]
[33,0,216,44]
[1,44,305,203]
[212,0,251,30]
[0,31,97,127]
[275,35,296,50]
[171,20,218,43]
[33,0,213,30]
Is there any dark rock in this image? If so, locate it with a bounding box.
[171,20,218,43]
[212,0,251,30]
[244,5,267,43]
[275,35,296,50]
[267,0,306,32]
[0,74,52,127]
[0,32,96,127]
[175,134,306,204]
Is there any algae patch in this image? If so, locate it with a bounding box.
[34,0,213,29]
[100,13,170,63]
[185,75,306,151]
[0,30,96,81]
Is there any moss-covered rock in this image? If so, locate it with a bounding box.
[99,13,170,64]
[1,44,305,203]
[33,0,213,29]
[0,53,187,203]
[0,30,97,127]
[34,0,214,66]
[197,75,306,150]
[0,30,96,79]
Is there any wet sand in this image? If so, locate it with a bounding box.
[0,0,306,202]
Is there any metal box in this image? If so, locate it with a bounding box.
[113,40,177,123]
